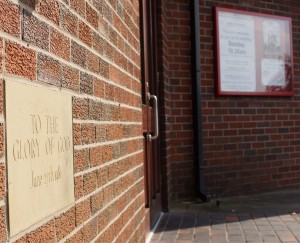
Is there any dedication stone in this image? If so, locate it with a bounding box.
[6,81,74,236]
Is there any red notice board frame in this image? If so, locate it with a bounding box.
[215,7,294,96]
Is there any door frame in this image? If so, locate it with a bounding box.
[140,0,162,234]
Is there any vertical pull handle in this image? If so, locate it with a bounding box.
[147,93,159,142]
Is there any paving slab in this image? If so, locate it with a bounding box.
[150,190,300,243]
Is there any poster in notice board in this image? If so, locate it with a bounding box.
[215,7,293,96]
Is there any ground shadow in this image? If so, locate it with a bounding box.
[150,190,300,242]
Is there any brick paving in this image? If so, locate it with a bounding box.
[149,190,300,243]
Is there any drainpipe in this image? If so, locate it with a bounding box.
[190,0,210,202]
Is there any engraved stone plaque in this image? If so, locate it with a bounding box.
[5,81,74,236]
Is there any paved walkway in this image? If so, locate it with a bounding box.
[150,190,300,243]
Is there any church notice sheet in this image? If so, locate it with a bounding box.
[218,11,256,92]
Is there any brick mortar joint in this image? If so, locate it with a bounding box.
[72,90,142,111]
[7,166,143,241]
[136,221,146,243]
[73,119,142,125]
[0,21,141,89]
[75,139,144,152]
[59,179,144,243]
[19,0,141,60]
[1,38,4,76]
[74,152,143,183]
[112,203,145,243]
[105,0,140,33]
[73,93,142,110]
[74,137,144,151]
[58,0,141,62]
[102,0,141,42]
[74,165,144,210]
[93,190,145,243]
[7,202,74,242]
[1,58,141,104]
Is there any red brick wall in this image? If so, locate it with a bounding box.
[0,0,144,241]
[157,0,196,202]
[157,0,172,210]
[200,0,300,196]
[156,0,300,203]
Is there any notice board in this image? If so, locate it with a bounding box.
[215,7,293,96]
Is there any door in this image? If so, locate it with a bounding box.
[140,0,162,232]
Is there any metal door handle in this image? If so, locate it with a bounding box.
[147,93,159,142]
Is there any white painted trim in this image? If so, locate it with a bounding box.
[146,212,163,243]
